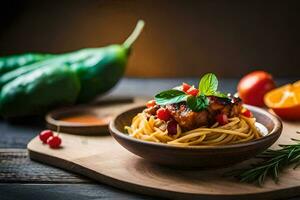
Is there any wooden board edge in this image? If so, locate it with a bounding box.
[27,138,300,200]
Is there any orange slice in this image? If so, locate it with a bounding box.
[264,81,300,120]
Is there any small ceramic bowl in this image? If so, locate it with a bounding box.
[109,105,282,168]
[46,106,111,135]
[46,97,143,135]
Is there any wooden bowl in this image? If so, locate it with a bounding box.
[46,97,146,135]
[109,105,282,168]
[46,105,110,135]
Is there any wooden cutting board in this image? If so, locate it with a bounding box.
[28,119,300,200]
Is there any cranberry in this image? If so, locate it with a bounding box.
[242,109,252,118]
[215,114,228,125]
[182,83,192,92]
[186,87,199,96]
[47,136,62,149]
[156,108,171,121]
[39,130,53,143]
[167,120,178,136]
[146,100,156,108]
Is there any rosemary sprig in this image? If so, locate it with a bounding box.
[229,131,300,186]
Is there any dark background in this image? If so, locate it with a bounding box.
[0,0,298,78]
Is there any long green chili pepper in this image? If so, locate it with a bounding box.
[0,20,145,118]
[0,53,52,75]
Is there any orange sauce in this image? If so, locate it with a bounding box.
[60,114,110,125]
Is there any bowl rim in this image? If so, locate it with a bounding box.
[109,104,282,150]
[46,105,110,128]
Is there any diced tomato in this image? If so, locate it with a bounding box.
[182,83,192,92]
[242,109,252,118]
[146,100,156,108]
[215,114,228,125]
[156,108,171,121]
[167,120,178,135]
[186,87,199,96]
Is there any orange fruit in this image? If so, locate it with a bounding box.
[264,81,300,120]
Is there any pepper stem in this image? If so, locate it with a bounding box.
[123,20,145,50]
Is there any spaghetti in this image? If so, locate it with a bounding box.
[125,112,261,147]
[125,73,262,147]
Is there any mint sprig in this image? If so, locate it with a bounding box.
[155,90,187,105]
[187,94,209,112]
[154,73,228,112]
[199,73,227,98]
[199,73,218,95]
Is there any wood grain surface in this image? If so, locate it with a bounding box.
[0,149,89,183]
[0,183,156,200]
[27,119,300,200]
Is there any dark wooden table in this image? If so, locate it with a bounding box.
[1,78,298,200]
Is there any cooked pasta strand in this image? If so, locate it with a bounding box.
[124,112,262,147]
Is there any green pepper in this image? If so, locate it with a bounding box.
[0,64,80,117]
[0,20,145,118]
[0,53,52,75]
[0,49,97,88]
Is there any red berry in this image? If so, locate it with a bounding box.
[167,120,178,135]
[156,108,171,121]
[39,130,53,143]
[47,136,62,149]
[242,109,252,118]
[215,114,228,125]
[182,83,192,92]
[146,100,156,108]
[186,87,199,96]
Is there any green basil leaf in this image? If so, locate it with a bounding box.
[199,73,218,95]
[155,89,187,105]
[186,94,209,112]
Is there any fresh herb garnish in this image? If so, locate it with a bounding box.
[199,73,218,95]
[187,94,209,112]
[199,73,227,98]
[228,134,300,186]
[154,73,228,111]
[155,90,187,105]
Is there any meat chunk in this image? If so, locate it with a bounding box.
[166,96,242,131]
[166,103,209,131]
[207,96,242,118]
